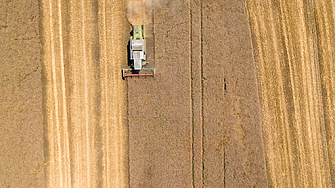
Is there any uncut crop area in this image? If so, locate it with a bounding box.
[1,0,335,187]
[247,0,335,187]
[41,0,128,187]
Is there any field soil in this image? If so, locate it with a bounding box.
[0,0,45,187]
[128,0,267,187]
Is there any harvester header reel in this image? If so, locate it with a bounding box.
[122,68,155,78]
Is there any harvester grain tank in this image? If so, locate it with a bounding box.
[122,20,155,79]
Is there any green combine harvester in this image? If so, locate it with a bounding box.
[122,20,155,79]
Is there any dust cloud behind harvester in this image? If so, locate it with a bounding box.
[126,0,169,25]
[126,0,149,25]
[41,0,128,187]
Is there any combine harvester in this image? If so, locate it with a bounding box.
[122,20,155,79]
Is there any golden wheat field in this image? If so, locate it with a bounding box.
[0,0,334,187]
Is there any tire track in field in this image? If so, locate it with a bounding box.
[190,0,202,187]
[247,0,335,186]
[41,0,128,187]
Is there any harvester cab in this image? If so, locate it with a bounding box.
[122,20,155,79]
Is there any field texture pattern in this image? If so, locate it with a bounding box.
[41,0,128,187]
[247,0,335,187]
[0,0,45,187]
[1,0,335,187]
[128,0,268,187]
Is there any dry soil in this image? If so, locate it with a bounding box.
[0,0,45,187]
